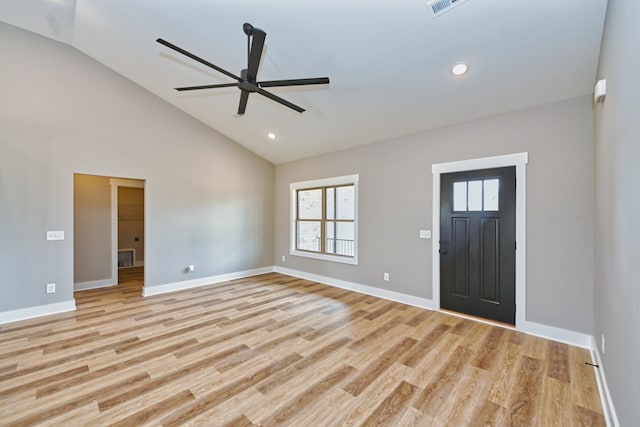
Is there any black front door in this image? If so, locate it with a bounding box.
[440,167,516,324]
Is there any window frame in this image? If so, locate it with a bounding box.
[290,174,359,265]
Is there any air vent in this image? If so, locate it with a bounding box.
[427,0,469,17]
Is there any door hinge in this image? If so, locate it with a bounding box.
[515,241,517,251]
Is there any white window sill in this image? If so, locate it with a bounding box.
[290,250,358,265]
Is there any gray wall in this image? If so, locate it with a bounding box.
[0,22,274,312]
[275,95,594,334]
[593,0,640,424]
[74,174,112,283]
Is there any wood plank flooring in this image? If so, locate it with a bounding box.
[0,271,605,426]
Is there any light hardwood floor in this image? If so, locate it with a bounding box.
[0,271,605,426]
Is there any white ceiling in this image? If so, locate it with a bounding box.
[1,0,608,164]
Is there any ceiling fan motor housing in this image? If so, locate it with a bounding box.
[238,69,258,92]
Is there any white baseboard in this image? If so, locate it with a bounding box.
[589,336,620,427]
[142,266,276,297]
[0,300,76,325]
[274,266,437,311]
[520,320,592,349]
[74,278,117,291]
[274,266,595,350]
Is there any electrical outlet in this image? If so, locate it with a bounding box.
[383,272,390,281]
[282,255,285,262]
[601,334,605,354]
[46,283,56,294]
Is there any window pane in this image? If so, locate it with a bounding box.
[468,180,482,211]
[297,221,321,252]
[335,222,355,256]
[326,221,336,254]
[336,185,355,220]
[483,179,499,211]
[453,181,467,211]
[326,187,335,220]
[298,189,322,220]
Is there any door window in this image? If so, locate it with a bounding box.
[452,178,500,212]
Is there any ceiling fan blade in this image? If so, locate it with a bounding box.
[156,38,240,81]
[175,83,237,92]
[246,29,266,82]
[238,91,249,116]
[257,88,305,113]
[258,77,330,88]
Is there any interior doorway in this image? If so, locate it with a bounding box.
[73,174,145,293]
[115,183,145,290]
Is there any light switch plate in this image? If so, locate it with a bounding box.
[46,231,64,241]
[419,230,431,239]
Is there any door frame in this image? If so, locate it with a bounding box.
[432,152,528,328]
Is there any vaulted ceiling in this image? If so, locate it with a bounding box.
[1,0,608,164]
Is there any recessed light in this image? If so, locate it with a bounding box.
[267,132,277,140]
[451,63,468,76]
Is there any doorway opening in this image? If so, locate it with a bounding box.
[73,174,145,294]
[115,183,145,293]
[432,153,528,329]
[439,166,516,324]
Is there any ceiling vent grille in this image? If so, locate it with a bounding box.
[427,0,469,17]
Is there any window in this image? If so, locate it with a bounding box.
[453,178,499,211]
[290,175,359,264]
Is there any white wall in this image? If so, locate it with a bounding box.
[0,22,274,313]
[275,95,594,334]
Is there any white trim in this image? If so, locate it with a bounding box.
[109,178,145,189]
[110,181,118,287]
[289,174,360,189]
[432,153,528,329]
[275,266,436,310]
[74,278,117,291]
[590,336,620,427]
[0,300,76,325]
[142,266,275,297]
[275,266,592,348]
[140,264,605,368]
[520,320,591,349]
[289,250,358,265]
[289,174,359,266]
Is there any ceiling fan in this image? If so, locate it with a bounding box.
[156,23,330,116]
